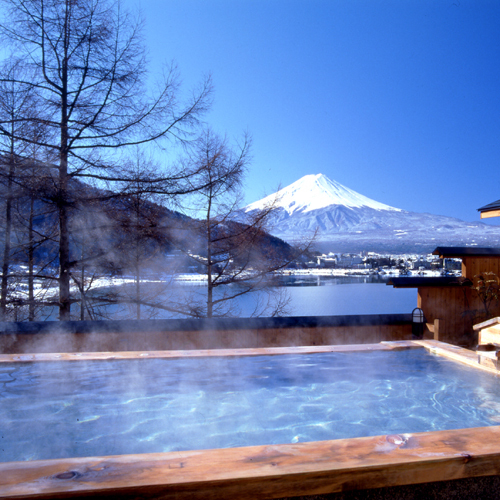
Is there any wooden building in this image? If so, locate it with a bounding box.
[389,247,500,346]
[478,199,500,219]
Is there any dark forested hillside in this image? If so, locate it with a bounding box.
[0,157,300,320]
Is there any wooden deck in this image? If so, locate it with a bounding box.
[475,317,500,346]
[473,317,500,370]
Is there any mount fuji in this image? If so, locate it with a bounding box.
[244,174,500,253]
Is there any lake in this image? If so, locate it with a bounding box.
[51,274,417,321]
[171,275,417,318]
[273,276,416,316]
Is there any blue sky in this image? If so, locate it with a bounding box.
[131,0,500,223]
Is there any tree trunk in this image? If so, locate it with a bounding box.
[80,244,85,321]
[58,7,71,321]
[135,269,141,320]
[1,150,15,320]
[59,171,71,320]
[28,194,34,321]
[135,199,141,320]
[206,193,213,318]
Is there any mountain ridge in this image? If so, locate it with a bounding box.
[244,174,500,253]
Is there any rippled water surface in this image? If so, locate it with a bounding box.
[1,349,500,462]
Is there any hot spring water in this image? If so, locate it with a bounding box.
[2,348,500,463]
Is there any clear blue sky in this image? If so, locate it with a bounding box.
[131,0,500,223]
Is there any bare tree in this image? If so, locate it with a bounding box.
[104,155,168,319]
[11,160,60,321]
[0,0,211,319]
[0,57,54,320]
[0,157,60,321]
[180,128,305,318]
[60,149,197,320]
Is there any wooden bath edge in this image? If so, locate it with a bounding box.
[0,340,420,364]
[1,339,498,375]
[2,426,500,499]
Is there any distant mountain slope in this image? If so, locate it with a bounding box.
[0,163,297,272]
[244,174,500,253]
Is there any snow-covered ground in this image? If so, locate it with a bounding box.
[275,268,444,277]
[166,268,446,282]
[6,266,446,304]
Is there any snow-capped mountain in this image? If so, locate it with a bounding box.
[244,174,500,253]
[245,173,401,215]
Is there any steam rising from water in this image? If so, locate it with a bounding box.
[1,350,500,462]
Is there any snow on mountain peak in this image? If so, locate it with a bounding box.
[245,173,401,215]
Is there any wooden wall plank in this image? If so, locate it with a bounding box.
[481,209,500,218]
[0,322,413,355]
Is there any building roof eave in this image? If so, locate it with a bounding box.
[478,199,500,213]
[387,276,472,288]
[431,246,500,258]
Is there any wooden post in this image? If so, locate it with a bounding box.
[433,319,440,341]
[426,319,441,340]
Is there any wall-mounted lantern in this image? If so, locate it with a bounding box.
[412,307,425,340]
